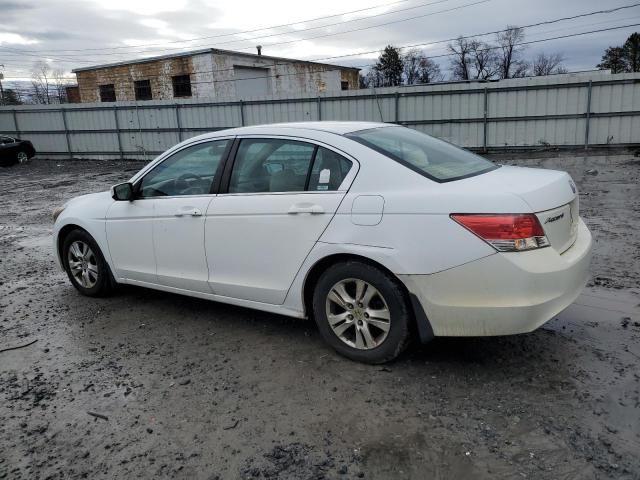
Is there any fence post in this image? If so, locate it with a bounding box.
[239,100,245,126]
[584,80,592,150]
[317,96,322,121]
[12,109,20,137]
[60,107,72,159]
[175,104,183,142]
[482,87,488,153]
[113,106,123,160]
[395,91,400,123]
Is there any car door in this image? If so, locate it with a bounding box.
[106,194,156,283]
[0,137,17,162]
[205,137,355,304]
[106,138,231,291]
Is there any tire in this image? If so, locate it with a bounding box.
[312,261,411,364]
[16,150,29,164]
[62,229,113,297]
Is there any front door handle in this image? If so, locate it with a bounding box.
[174,207,202,217]
[288,203,324,215]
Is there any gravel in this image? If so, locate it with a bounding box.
[0,152,638,479]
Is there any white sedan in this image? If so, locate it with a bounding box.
[53,122,592,363]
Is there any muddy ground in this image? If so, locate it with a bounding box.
[0,151,639,480]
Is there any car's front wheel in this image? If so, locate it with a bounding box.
[62,229,113,296]
[312,261,411,364]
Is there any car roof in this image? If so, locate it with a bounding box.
[199,121,391,139]
[131,122,395,184]
[176,122,400,154]
[246,121,388,134]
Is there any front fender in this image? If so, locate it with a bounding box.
[53,191,114,273]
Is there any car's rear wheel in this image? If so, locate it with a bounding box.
[16,151,28,164]
[312,261,411,364]
[62,230,112,297]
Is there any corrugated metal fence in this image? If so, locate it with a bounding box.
[1,71,639,160]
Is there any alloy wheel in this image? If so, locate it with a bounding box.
[325,278,391,350]
[17,151,28,164]
[67,241,99,288]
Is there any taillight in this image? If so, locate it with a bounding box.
[451,214,550,252]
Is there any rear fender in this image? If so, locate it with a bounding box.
[282,242,404,316]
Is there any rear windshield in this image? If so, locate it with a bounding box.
[347,126,498,182]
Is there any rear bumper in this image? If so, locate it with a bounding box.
[400,218,592,337]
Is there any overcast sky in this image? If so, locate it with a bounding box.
[1,0,639,84]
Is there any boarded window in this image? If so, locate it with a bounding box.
[172,75,192,97]
[99,84,116,102]
[233,66,270,99]
[341,81,349,91]
[134,80,152,101]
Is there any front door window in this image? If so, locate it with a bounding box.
[139,140,230,197]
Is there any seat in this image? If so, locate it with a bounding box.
[269,168,302,192]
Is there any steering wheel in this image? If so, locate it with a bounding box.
[174,172,201,192]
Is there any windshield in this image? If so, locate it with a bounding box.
[347,126,498,182]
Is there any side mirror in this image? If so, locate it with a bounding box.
[111,182,134,201]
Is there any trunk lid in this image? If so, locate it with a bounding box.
[458,165,579,253]
[535,197,579,253]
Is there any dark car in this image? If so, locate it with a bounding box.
[0,136,36,167]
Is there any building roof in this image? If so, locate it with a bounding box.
[72,48,360,73]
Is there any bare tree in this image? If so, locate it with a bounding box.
[358,73,369,88]
[496,26,526,79]
[30,62,70,103]
[469,40,499,79]
[511,61,530,78]
[52,69,69,103]
[403,49,443,84]
[31,61,52,104]
[403,49,422,85]
[448,36,473,80]
[416,56,443,83]
[532,52,567,76]
[361,66,384,88]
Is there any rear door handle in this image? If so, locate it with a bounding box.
[174,207,202,217]
[288,203,324,215]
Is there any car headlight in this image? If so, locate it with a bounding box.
[52,206,66,222]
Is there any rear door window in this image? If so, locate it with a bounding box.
[308,147,352,191]
[228,139,315,193]
[228,139,353,194]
